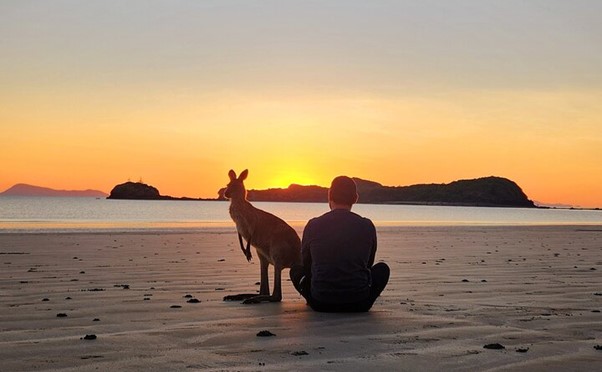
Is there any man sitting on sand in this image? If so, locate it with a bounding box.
[290,176,390,312]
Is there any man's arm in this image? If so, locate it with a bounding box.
[367,222,377,267]
[301,221,313,276]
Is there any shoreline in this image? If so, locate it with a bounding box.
[1,222,602,236]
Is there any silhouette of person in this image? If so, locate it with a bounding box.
[290,176,390,312]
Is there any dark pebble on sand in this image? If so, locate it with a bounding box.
[143,297,151,301]
[65,297,72,300]
[515,347,529,353]
[257,330,276,337]
[483,343,505,350]
[462,279,469,282]
[42,298,49,302]
[218,259,225,262]
[594,345,602,351]
[93,318,100,321]
[255,282,261,285]
[481,279,487,282]
[291,351,309,356]
[82,334,97,340]
[187,298,200,303]
[594,293,602,296]
[215,288,225,291]
[170,305,182,309]
[592,310,600,313]
[56,313,68,318]
[590,268,597,271]
[80,271,85,274]
[184,294,193,298]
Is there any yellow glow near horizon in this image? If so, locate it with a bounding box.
[3,88,601,206]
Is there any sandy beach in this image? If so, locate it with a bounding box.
[1,226,601,371]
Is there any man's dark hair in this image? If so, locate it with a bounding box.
[329,176,358,206]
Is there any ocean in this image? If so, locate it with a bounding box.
[0,196,600,233]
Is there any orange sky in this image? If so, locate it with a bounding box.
[1,1,601,207]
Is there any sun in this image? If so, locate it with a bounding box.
[267,169,319,189]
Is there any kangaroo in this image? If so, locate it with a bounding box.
[223,169,302,304]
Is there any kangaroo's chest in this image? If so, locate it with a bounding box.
[229,207,255,239]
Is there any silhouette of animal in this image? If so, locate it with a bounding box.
[223,169,302,303]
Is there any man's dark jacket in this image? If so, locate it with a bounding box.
[301,208,377,304]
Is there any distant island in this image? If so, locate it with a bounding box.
[0,183,107,198]
[107,181,207,201]
[229,176,536,208]
[5,177,536,207]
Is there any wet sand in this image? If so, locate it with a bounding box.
[1,226,601,371]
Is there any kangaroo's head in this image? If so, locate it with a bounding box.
[224,169,248,200]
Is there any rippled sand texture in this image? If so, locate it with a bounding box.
[1,226,601,371]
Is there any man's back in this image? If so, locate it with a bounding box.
[302,209,377,304]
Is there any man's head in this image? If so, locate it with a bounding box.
[328,176,358,209]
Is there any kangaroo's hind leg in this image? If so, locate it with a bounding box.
[271,264,283,302]
[258,254,270,295]
[242,256,279,304]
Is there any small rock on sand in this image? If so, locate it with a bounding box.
[257,330,276,337]
[81,334,97,340]
[483,343,505,350]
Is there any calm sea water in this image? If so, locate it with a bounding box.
[0,196,600,233]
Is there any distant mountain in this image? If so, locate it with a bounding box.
[221,176,535,208]
[1,183,108,198]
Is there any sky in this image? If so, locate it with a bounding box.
[1,0,601,207]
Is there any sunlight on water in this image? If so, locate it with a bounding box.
[0,196,600,233]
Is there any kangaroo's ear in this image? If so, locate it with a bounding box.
[228,169,236,181]
[239,169,248,181]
